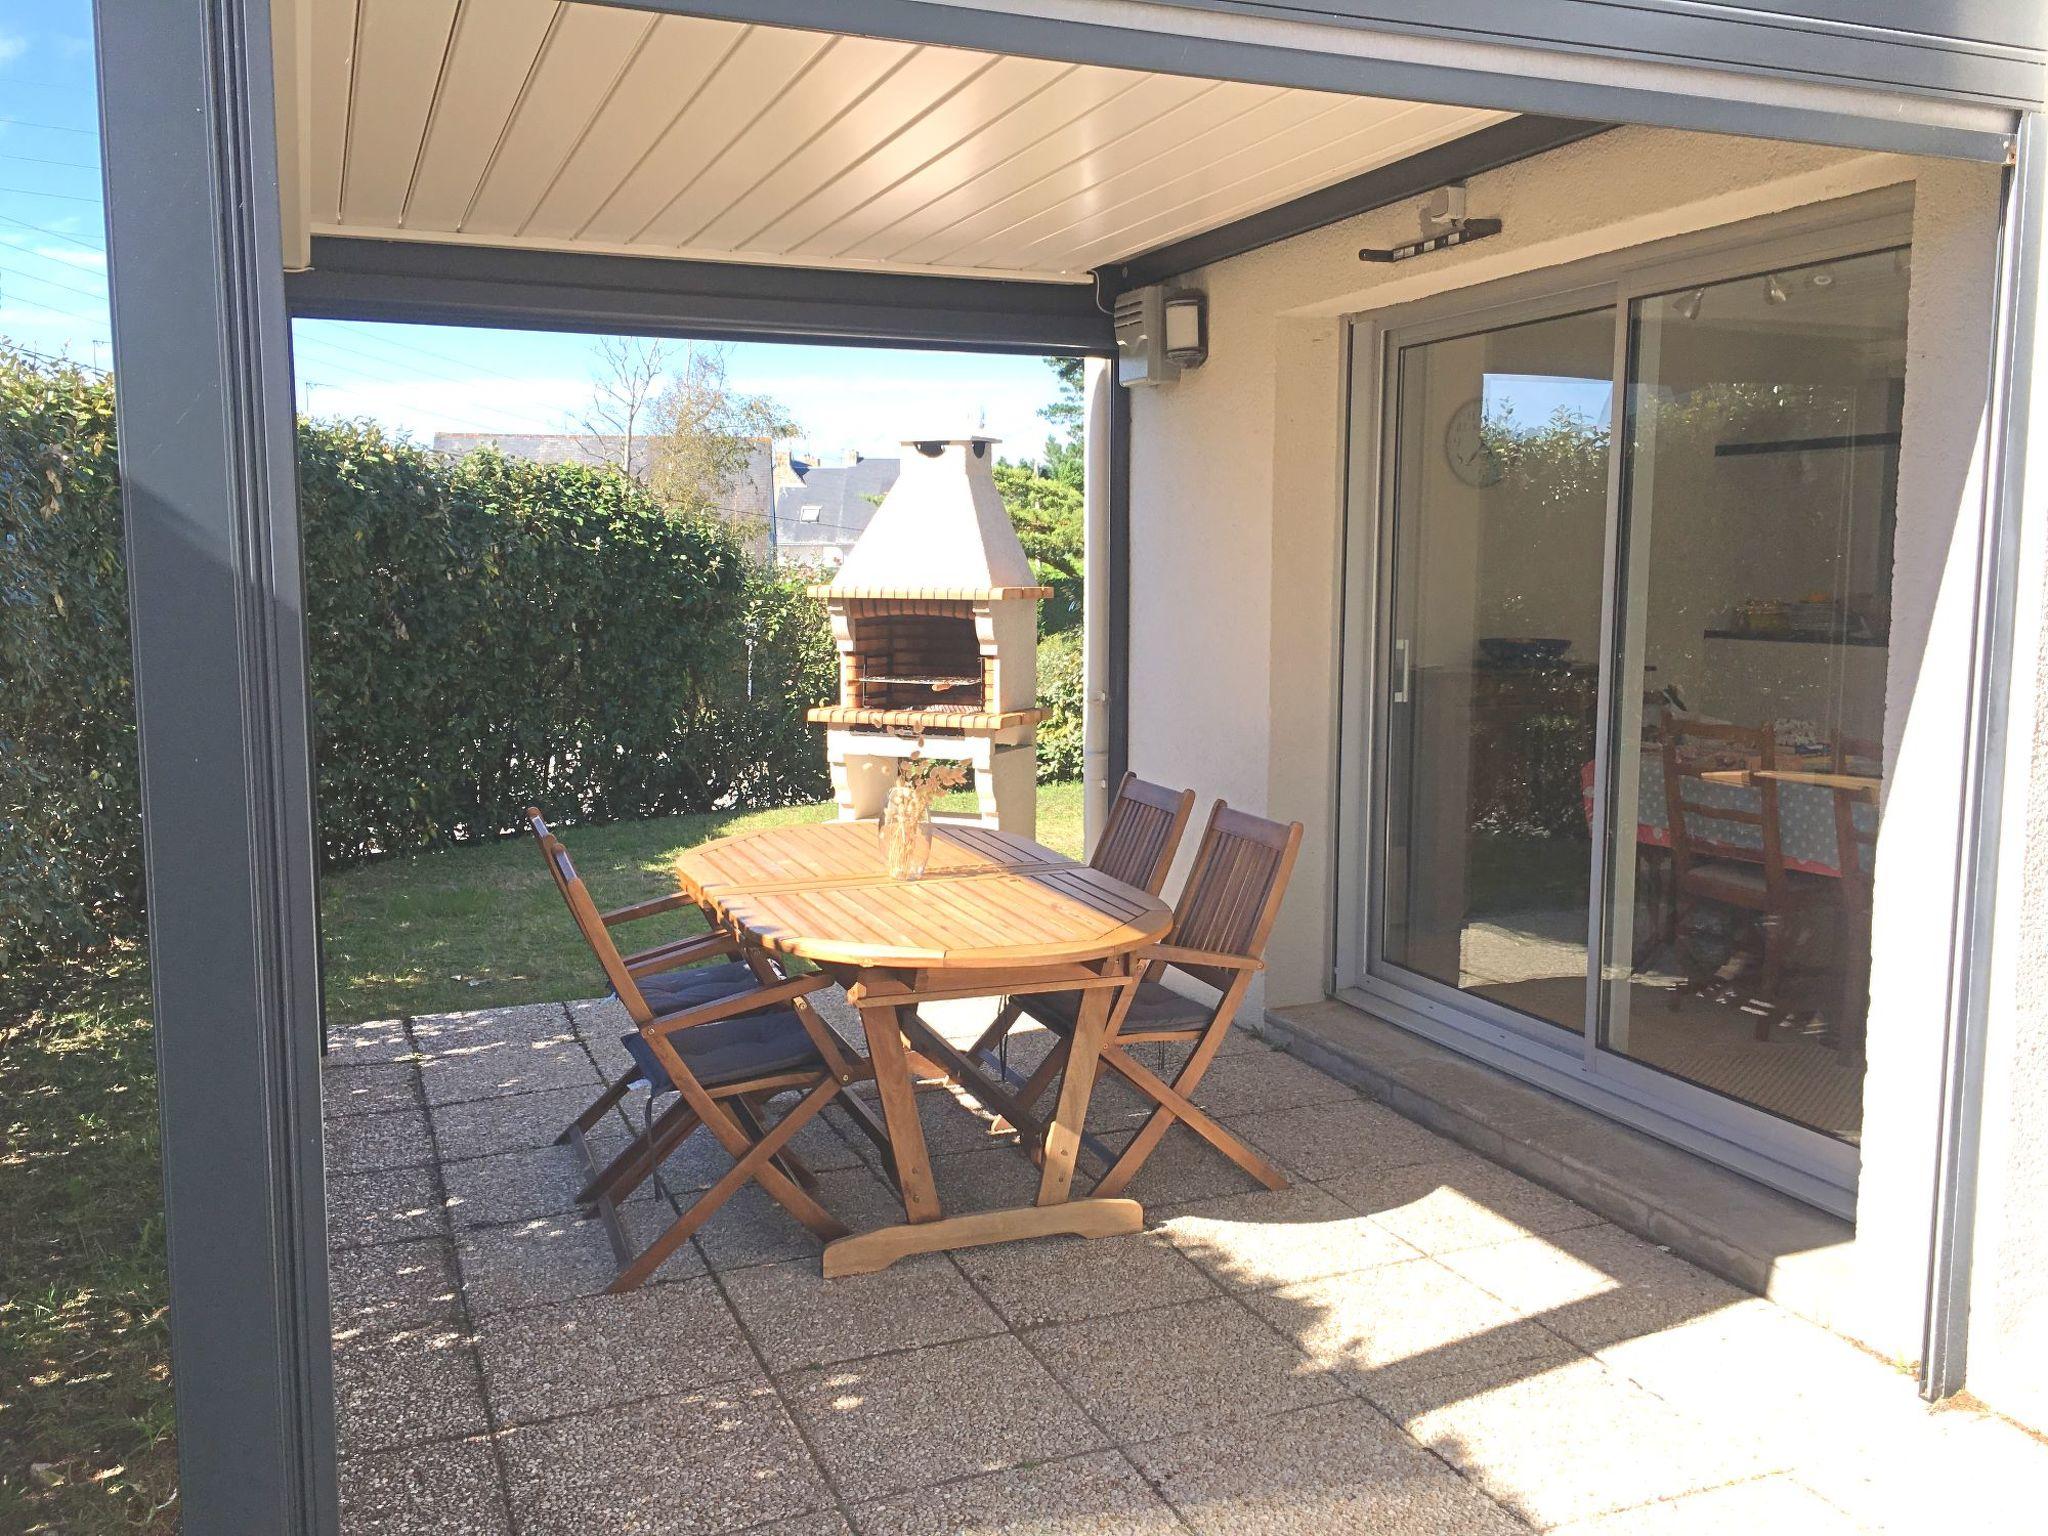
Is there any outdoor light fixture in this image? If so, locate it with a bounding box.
[1765,272,1790,305]
[1361,182,1502,263]
[1674,289,1705,321]
[1163,290,1207,368]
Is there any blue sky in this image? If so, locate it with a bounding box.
[0,1,1065,460]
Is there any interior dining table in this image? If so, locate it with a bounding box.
[674,818,1173,1277]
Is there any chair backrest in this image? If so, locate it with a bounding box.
[1165,801,1305,992]
[526,809,654,1026]
[1658,713,1787,888]
[1089,772,1196,896]
[1830,733,1881,892]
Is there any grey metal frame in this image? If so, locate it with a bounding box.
[1335,193,1919,1217]
[89,1,2044,1528]
[94,0,335,1531]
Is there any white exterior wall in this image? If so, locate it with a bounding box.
[1124,124,2014,1398]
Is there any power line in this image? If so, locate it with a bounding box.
[0,236,108,288]
[0,209,104,254]
[0,149,101,174]
[0,183,103,206]
[0,256,107,307]
[292,330,570,433]
[0,115,98,136]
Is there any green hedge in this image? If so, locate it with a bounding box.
[1,351,834,971]
[1036,628,1084,783]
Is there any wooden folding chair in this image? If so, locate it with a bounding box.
[526,815,871,1289]
[968,772,1196,1076]
[1000,801,1304,1198]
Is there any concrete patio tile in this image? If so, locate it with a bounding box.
[337,1434,510,1536]
[441,1142,647,1229]
[1186,1051,1357,1118]
[1546,1475,1868,1536]
[411,1002,580,1057]
[1127,1397,1529,1536]
[720,1253,1004,1372]
[1435,1226,1747,1353]
[1105,1128,1266,1207]
[926,1145,1045,1213]
[849,1449,1184,1536]
[956,1226,1219,1327]
[418,1031,601,1106]
[1374,1355,1775,1529]
[695,1165,904,1273]
[498,1380,831,1536]
[1324,1155,1603,1257]
[328,1165,450,1249]
[456,1210,702,1317]
[1155,1183,1419,1292]
[1795,1408,2048,1536]
[781,1333,1098,1502]
[331,1236,464,1339]
[331,1323,488,1456]
[429,1083,619,1163]
[1026,1294,1343,1442]
[846,1085,1023,1169]
[1220,1096,1459,1181]
[326,1101,437,1176]
[325,1015,417,1067]
[741,1517,853,1536]
[324,1062,423,1119]
[1243,1257,1582,1405]
[474,1277,757,1426]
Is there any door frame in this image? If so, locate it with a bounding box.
[1335,189,1918,1215]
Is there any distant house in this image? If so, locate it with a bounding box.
[430,431,775,559]
[770,451,899,569]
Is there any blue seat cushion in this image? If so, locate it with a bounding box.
[621,1009,823,1093]
[1019,980,1211,1036]
[635,961,760,1012]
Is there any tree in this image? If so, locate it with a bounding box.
[579,336,669,482]
[644,346,797,526]
[995,459,1084,635]
[1039,355,1085,489]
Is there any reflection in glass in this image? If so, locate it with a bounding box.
[1378,307,1615,1032]
[1598,248,1908,1143]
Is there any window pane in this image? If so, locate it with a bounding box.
[1598,247,1908,1142]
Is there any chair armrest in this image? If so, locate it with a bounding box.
[601,891,695,926]
[643,971,833,1038]
[625,931,742,978]
[1147,943,1263,974]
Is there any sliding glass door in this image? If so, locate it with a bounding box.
[1355,206,1911,1208]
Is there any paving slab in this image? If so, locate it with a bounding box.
[1127,1397,1529,1536]
[720,1253,1004,1372]
[325,1015,418,1067]
[324,1062,424,1119]
[474,1278,757,1427]
[693,1165,904,1273]
[1546,1475,1867,1535]
[1374,1355,1778,1529]
[1219,1097,1458,1181]
[1155,1182,1419,1293]
[337,1433,509,1536]
[441,1142,650,1229]
[411,1002,580,1056]
[848,1449,1184,1536]
[780,1333,1098,1502]
[456,1210,702,1317]
[331,1323,488,1457]
[1324,1155,1604,1256]
[1186,1051,1359,1118]
[956,1226,1220,1328]
[1105,1128,1266,1208]
[328,1164,450,1250]
[1027,1294,1344,1443]
[498,1382,831,1536]
[418,1031,601,1106]
[326,1102,437,1176]
[1242,1257,1582,1405]
[331,1236,464,1339]
[429,1083,621,1163]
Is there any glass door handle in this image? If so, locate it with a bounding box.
[1392,638,1412,704]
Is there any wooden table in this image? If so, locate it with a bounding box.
[676,819,1173,1277]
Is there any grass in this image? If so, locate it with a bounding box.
[0,782,1081,1532]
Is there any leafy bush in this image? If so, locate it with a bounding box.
[0,350,835,970]
[1036,627,1084,782]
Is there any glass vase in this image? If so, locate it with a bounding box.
[879,784,933,880]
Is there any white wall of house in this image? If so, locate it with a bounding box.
[1125,123,2023,1407]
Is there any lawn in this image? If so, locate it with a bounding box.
[1,783,1082,1533]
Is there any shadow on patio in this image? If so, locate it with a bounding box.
[322,993,2047,1536]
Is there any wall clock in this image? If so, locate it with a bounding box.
[1444,397,1503,487]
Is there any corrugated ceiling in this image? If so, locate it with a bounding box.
[299,0,1505,282]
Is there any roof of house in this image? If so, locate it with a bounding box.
[772,457,899,550]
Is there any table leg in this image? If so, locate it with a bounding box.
[1037,978,1117,1207]
[857,1000,941,1223]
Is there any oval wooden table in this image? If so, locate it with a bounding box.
[676,819,1172,1277]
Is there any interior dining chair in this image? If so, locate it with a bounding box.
[525,812,869,1288]
[1828,734,1881,1060]
[997,800,1304,1199]
[967,771,1196,1079]
[1658,716,1835,1037]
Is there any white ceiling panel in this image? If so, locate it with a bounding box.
[298,0,1509,282]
